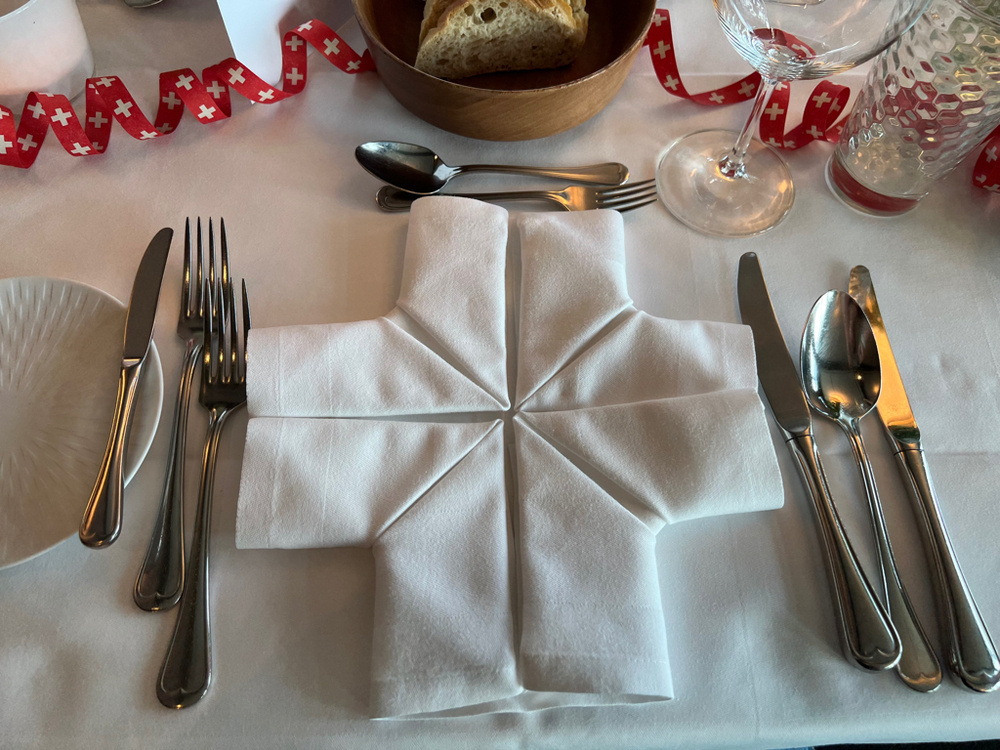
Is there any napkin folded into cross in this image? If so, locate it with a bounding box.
[236,197,784,718]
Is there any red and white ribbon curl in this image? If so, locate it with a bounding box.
[0,20,372,169]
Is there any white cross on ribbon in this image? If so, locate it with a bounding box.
[70,142,92,155]
[162,91,181,110]
[51,108,72,127]
[139,130,158,139]
[987,146,997,162]
[176,74,195,90]
[18,134,37,151]
[812,91,832,107]
[739,81,756,97]
[764,103,784,120]
[298,21,313,31]
[228,66,246,84]
[158,122,174,134]
[662,75,679,91]
[0,136,12,155]
[286,36,303,51]
[286,68,304,85]
[324,38,340,56]
[88,111,108,128]
[653,40,671,59]
[114,99,134,117]
[258,89,275,101]
[347,60,361,71]
[95,77,115,87]
[27,102,45,119]
[806,125,824,139]
[197,104,216,119]
[708,92,725,103]
[206,81,226,99]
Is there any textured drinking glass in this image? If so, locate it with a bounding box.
[828,0,1000,215]
[0,0,94,111]
[656,0,929,238]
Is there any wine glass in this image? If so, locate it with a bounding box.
[656,0,930,237]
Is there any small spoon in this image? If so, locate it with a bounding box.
[801,290,942,693]
[355,141,629,195]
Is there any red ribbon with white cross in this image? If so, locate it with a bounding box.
[643,8,998,193]
[0,20,372,168]
[1,11,997,193]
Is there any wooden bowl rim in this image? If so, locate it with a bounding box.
[351,0,657,96]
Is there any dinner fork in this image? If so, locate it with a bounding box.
[374,179,659,213]
[134,219,207,612]
[157,229,249,710]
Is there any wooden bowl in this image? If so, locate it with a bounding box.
[352,0,656,141]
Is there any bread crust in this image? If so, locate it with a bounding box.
[415,0,589,80]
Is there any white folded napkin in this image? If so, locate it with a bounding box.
[236,197,784,718]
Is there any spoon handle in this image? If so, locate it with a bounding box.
[787,433,901,671]
[844,423,942,692]
[458,162,628,186]
[894,447,1000,692]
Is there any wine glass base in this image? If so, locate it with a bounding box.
[656,130,795,238]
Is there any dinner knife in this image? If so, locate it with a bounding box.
[80,228,173,548]
[850,265,1000,692]
[737,252,900,671]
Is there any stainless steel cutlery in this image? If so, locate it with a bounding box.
[81,228,173,548]
[740,252,997,693]
[157,219,250,709]
[375,180,658,213]
[737,252,901,672]
[134,219,208,612]
[356,141,630,195]
[850,266,1000,693]
[801,290,941,692]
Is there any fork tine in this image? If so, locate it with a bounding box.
[195,217,204,320]
[615,197,659,213]
[597,186,658,210]
[220,218,235,384]
[596,178,656,199]
[181,219,192,319]
[241,279,250,381]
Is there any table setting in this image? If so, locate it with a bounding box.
[2,0,1000,747]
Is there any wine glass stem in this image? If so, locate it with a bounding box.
[719,77,780,179]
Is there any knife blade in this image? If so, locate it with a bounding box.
[850,265,1000,692]
[81,227,173,548]
[737,252,899,672]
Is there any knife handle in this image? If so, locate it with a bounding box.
[787,434,901,671]
[80,361,144,548]
[894,447,1000,692]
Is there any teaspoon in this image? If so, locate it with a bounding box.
[355,141,629,195]
[801,290,942,692]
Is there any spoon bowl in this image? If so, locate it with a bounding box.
[801,290,881,422]
[801,289,942,693]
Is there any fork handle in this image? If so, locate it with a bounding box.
[157,405,232,709]
[80,360,144,548]
[135,339,202,611]
[376,186,562,212]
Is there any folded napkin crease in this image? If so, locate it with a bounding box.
[236,196,784,718]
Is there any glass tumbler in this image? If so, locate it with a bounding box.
[828,0,1000,215]
[0,0,94,111]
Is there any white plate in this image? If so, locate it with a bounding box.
[0,277,164,569]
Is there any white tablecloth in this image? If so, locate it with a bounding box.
[2,1,999,747]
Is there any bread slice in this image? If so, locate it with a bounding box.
[415,0,589,80]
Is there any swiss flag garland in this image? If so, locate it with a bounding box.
[0,12,996,192]
[0,20,372,169]
[643,8,999,193]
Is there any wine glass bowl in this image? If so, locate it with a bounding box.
[656,0,929,237]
